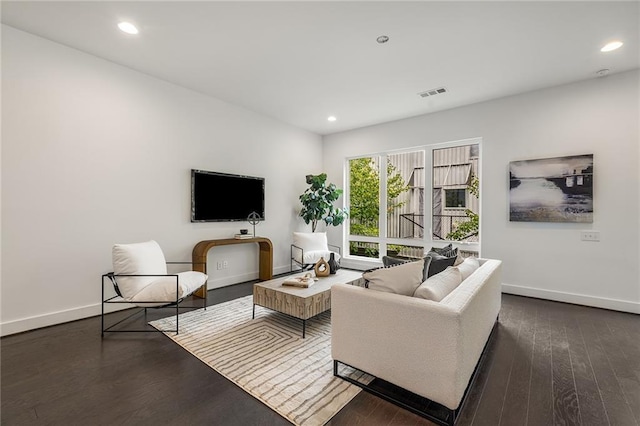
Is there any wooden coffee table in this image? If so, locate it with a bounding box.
[252,269,364,337]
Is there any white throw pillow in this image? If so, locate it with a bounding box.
[456,256,480,280]
[413,266,463,302]
[363,259,424,296]
[112,240,168,298]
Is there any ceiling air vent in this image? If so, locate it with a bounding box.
[418,87,448,98]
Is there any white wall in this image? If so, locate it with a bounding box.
[323,69,640,314]
[1,26,323,335]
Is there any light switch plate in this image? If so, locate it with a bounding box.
[580,231,600,242]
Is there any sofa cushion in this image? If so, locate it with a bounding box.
[413,266,463,302]
[425,252,458,277]
[382,255,432,282]
[363,259,424,296]
[456,256,480,280]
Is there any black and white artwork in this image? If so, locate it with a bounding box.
[509,154,593,223]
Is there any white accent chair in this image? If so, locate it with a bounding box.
[101,240,208,335]
[290,232,341,271]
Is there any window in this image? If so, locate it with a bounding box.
[348,156,380,258]
[346,140,480,262]
[347,150,425,260]
[445,189,466,208]
[432,143,479,243]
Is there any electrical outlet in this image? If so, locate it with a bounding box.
[580,231,600,242]
[216,261,223,270]
[223,260,229,269]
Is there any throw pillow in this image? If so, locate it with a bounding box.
[383,255,432,282]
[456,256,480,280]
[382,255,409,267]
[425,251,457,277]
[413,266,463,302]
[430,243,457,258]
[363,258,424,296]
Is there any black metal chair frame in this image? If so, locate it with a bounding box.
[290,243,341,272]
[333,318,499,426]
[101,261,207,337]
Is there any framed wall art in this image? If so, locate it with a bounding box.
[509,154,593,223]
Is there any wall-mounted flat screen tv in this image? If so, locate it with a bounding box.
[191,169,265,222]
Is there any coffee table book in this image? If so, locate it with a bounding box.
[234,234,253,239]
[281,276,316,288]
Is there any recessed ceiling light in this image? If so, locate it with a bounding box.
[601,40,623,52]
[327,116,337,122]
[118,22,139,35]
[376,35,389,44]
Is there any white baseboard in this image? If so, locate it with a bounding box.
[0,302,132,337]
[502,283,640,314]
[1,265,295,337]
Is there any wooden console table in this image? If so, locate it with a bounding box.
[192,237,273,298]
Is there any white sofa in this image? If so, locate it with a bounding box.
[331,258,502,418]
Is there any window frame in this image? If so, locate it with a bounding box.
[445,188,467,209]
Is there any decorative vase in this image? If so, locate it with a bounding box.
[314,257,330,277]
[328,253,339,274]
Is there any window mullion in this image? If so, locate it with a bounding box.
[379,154,388,259]
[424,148,433,248]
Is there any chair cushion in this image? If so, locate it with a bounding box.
[292,232,340,265]
[299,250,341,265]
[129,271,208,307]
[112,240,168,298]
[413,266,463,302]
[363,259,424,296]
[293,232,329,252]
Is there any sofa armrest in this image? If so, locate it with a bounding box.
[331,283,463,409]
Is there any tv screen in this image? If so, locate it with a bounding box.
[191,170,265,222]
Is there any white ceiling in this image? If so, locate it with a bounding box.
[2,1,638,135]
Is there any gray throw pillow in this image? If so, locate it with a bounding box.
[382,255,408,267]
[430,243,451,253]
[425,252,457,277]
[430,244,458,258]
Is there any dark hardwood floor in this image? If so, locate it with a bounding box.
[2,284,639,426]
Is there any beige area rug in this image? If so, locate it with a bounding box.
[149,295,369,426]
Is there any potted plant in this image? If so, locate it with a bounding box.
[299,173,349,232]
